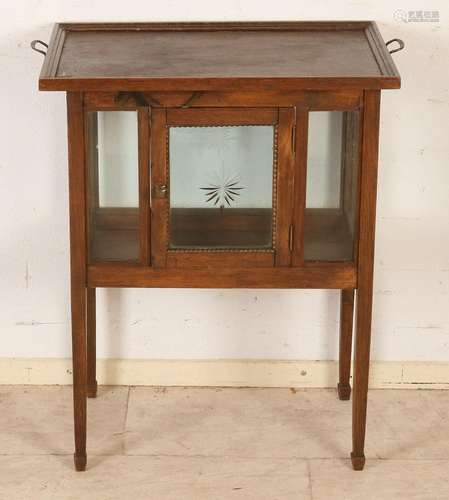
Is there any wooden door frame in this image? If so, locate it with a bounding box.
[150,106,295,269]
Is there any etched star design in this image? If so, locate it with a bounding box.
[200,174,245,208]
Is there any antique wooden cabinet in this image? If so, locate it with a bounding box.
[33,21,402,471]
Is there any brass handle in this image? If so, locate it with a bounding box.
[30,40,48,57]
[386,38,405,55]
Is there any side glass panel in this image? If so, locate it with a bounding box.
[304,111,360,261]
[168,126,275,250]
[87,111,140,262]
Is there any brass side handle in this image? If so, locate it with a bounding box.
[386,38,405,55]
[30,40,48,57]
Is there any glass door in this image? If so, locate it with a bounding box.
[150,107,294,268]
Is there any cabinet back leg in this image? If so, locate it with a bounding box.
[338,289,355,400]
[87,287,98,398]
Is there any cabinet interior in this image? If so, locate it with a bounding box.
[86,104,361,267]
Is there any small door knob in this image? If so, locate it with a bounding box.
[153,184,168,199]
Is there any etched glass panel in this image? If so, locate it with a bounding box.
[169,126,275,249]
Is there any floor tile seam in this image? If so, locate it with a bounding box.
[2,453,447,462]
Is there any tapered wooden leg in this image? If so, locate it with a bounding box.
[87,287,98,398]
[71,284,87,471]
[351,90,381,471]
[351,285,373,471]
[67,92,88,471]
[338,289,355,400]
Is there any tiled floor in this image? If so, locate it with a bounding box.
[1,387,449,499]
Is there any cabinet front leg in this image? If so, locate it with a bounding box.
[67,91,88,472]
[351,284,373,471]
[338,289,355,400]
[87,287,98,398]
[71,285,87,471]
[350,89,380,471]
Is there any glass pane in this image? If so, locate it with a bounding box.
[304,111,360,261]
[87,111,140,262]
[168,126,274,250]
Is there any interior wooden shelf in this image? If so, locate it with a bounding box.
[91,228,139,262]
[170,208,273,249]
[304,208,353,261]
[90,207,354,262]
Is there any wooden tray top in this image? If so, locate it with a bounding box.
[38,21,401,92]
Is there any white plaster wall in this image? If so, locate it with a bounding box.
[0,1,448,363]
